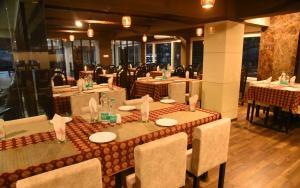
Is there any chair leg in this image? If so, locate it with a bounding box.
[250,101,256,123]
[264,107,270,126]
[246,103,251,120]
[218,163,226,188]
[193,176,200,188]
[255,105,260,117]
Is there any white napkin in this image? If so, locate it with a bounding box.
[290,76,296,86]
[129,64,132,68]
[185,71,190,79]
[108,77,113,89]
[189,94,199,111]
[77,79,84,92]
[266,77,272,87]
[146,72,150,79]
[103,69,106,75]
[156,66,160,71]
[141,95,150,122]
[51,114,66,142]
[0,119,5,139]
[89,97,98,114]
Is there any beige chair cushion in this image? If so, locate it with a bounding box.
[126,174,136,188]
[127,133,188,188]
[16,158,102,188]
[168,82,186,104]
[70,93,99,115]
[4,115,48,127]
[188,118,231,177]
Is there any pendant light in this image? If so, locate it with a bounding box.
[196,28,203,36]
[69,34,75,42]
[87,24,94,38]
[201,0,215,9]
[142,34,147,42]
[122,16,131,28]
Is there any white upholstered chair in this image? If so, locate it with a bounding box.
[70,93,99,115]
[168,82,186,103]
[186,118,231,188]
[126,133,188,188]
[4,115,47,127]
[186,80,202,105]
[16,158,102,188]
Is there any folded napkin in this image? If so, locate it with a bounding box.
[185,71,190,79]
[77,79,84,92]
[103,69,106,75]
[108,77,113,89]
[0,119,5,139]
[146,72,151,80]
[266,77,272,87]
[89,97,98,114]
[156,66,160,71]
[141,95,150,122]
[290,76,296,85]
[51,114,66,142]
[129,64,132,69]
[189,94,199,112]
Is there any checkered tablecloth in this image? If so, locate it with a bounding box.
[0,103,220,188]
[150,71,163,78]
[247,86,300,113]
[132,81,190,101]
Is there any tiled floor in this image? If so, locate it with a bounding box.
[185,106,300,188]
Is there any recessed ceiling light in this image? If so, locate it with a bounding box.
[75,20,83,27]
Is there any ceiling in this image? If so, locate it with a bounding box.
[44,0,300,40]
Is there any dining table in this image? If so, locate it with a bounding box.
[52,85,126,115]
[131,77,197,101]
[0,102,220,188]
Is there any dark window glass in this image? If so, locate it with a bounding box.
[242,37,260,77]
[146,43,153,64]
[155,43,171,67]
[192,41,204,73]
[173,42,181,68]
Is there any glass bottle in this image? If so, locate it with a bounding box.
[109,98,117,124]
[100,93,109,124]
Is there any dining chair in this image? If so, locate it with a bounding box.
[70,93,99,115]
[185,65,194,78]
[126,133,187,188]
[186,80,202,105]
[4,115,48,127]
[174,65,185,78]
[51,71,66,86]
[134,65,148,80]
[186,118,231,188]
[16,158,102,188]
[168,82,186,103]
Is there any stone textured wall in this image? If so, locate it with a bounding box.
[258,13,300,80]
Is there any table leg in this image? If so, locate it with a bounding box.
[115,172,122,188]
[250,101,255,123]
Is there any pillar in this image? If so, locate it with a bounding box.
[141,42,146,64]
[99,39,113,67]
[202,21,245,119]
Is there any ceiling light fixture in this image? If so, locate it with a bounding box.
[87,24,94,38]
[122,16,131,28]
[196,28,203,36]
[153,35,175,40]
[75,20,83,27]
[201,0,215,9]
[142,34,147,42]
[69,34,75,42]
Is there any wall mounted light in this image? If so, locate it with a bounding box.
[142,34,147,42]
[196,28,203,36]
[122,16,131,28]
[69,34,75,42]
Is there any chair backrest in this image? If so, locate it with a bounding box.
[189,80,202,98]
[70,93,99,115]
[174,65,185,77]
[134,133,187,188]
[108,65,117,74]
[4,115,47,127]
[134,65,148,80]
[16,158,102,188]
[93,65,103,81]
[168,82,186,103]
[116,68,131,89]
[51,71,66,86]
[191,118,231,176]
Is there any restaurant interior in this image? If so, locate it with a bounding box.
[1,0,300,188]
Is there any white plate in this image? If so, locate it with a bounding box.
[89,132,117,143]
[118,105,136,111]
[160,99,176,104]
[50,117,72,124]
[99,83,108,86]
[53,94,61,97]
[156,118,178,127]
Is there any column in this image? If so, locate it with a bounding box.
[99,39,113,67]
[141,42,146,64]
[202,21,245,119]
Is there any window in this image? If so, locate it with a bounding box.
[192,40,204,74]
[146,43,153,64]
[242,37,260,77]
[112,40,141,67]
[155,43,171,67]
[173,42,181,68]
